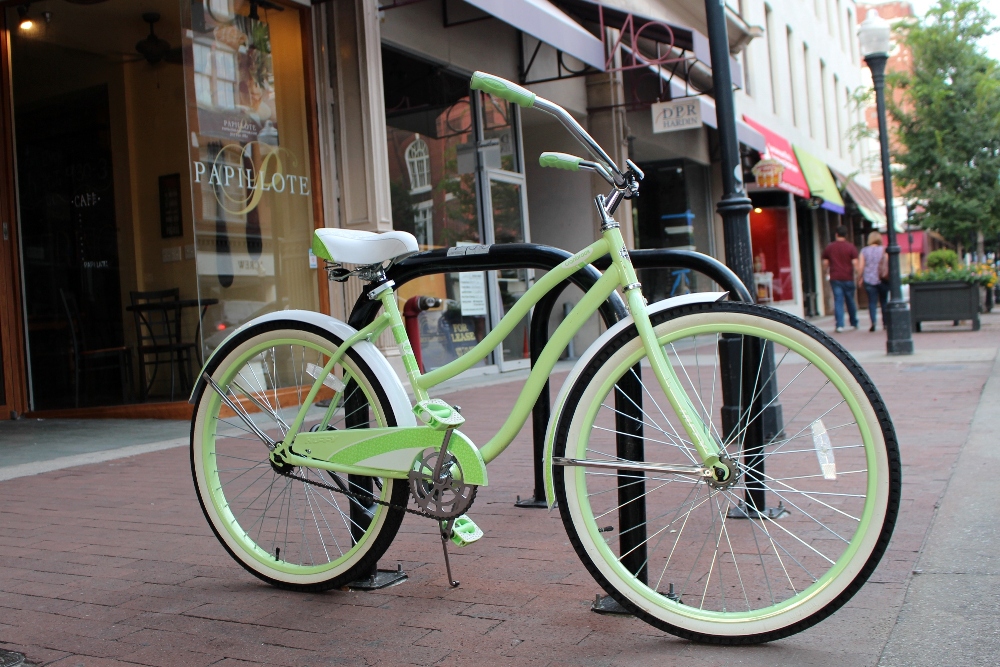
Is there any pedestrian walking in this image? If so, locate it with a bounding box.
[857,231,890,331]
[822,226,860,333]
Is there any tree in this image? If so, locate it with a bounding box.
[889,0,1000,251]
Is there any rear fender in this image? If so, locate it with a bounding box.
[189,310,415,428]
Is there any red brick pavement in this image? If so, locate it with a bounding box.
[0,313,996,666]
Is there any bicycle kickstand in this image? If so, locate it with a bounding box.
[440,517,460,588]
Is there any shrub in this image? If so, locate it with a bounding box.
[926,249,959,270]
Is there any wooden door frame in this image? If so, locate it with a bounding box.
[0,9,29,418]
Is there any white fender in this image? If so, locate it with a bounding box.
[543,292,727,507]
[189,310,416,428]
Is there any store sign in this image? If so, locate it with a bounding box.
[651,100,702,134]
[192,142,311,215]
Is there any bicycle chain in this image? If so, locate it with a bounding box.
[273,465,476,521]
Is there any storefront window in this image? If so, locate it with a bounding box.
[383,47,488,371]
[750,207,794,302]
[3,0,320,411]
[182,0,319,357]
[633,160,713,302]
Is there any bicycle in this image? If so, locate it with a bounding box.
[189,72,900,644]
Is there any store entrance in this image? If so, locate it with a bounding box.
[6,0,187,411]
[16,86,126,409]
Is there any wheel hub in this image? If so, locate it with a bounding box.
[706,454,740,489]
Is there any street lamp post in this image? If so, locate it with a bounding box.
[859,10,914,355]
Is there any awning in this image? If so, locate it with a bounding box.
[464,0,607,71]
[551,0,743,88]
[889,230,924,254]
[742,116,809,198]
[830,169,887,228]
[793,146,844,214]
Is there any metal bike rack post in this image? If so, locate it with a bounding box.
[342,243,777,589]
[594,250,784,520]
[344,243,626,585]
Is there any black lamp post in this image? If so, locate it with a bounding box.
[860,10,913,355]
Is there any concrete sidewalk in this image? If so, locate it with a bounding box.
[877,353,1000,666]
[0,312,997,666]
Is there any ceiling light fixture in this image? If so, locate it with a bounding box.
[17,3,33,31]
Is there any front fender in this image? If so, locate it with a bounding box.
[542,292,727,508]
[189,310,415,428]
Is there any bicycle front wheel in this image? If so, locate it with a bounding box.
[191,320,409,591]
[554,301,900,643]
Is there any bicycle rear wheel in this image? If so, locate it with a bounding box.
[191,320,408,591]
[553,301,900,643]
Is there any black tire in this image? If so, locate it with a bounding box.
[553,301,901,643]
[190,320,408,591]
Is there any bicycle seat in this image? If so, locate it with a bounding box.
[313,228,419,265]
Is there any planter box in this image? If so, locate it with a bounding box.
[909,281,981,331]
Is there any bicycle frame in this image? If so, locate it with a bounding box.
[279,223,723,471]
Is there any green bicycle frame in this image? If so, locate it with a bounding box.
[281,224,722,469]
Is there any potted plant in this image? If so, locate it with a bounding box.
[904,250,996,331]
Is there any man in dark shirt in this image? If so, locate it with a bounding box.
[821,226,859,332]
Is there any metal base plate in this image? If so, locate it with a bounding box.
[514,495,552,509]
[0,649,25,667]
[591,594,631,615]
[727,501,790,520]
[347,565,408,590]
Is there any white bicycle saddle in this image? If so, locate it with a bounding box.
[313,228,419,265]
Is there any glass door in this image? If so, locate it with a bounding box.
[484,172,531,370]
[478,94,531,371]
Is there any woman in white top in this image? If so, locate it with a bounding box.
[857,231,889,332]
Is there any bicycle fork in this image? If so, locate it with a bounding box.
[604,226,733,486]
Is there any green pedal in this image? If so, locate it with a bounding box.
[413,399,466,430]
[446,516,483,547]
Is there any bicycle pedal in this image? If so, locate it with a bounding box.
[443,515,483,547]
[414,399,466,430]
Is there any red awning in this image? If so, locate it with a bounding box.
[742,116,810,199]
[884,230,924,254]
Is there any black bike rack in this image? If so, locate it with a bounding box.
[345,243,763,590]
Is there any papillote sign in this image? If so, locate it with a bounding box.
[651,100,703,134]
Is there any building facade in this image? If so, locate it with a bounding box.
[0,0,882,418]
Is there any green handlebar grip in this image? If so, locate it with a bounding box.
[470,71,536,108]
[539,152,582,171]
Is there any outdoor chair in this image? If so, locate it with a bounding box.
[59,289,132,407]
[130,288,198,402]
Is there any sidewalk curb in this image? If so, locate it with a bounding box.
[0,436,188,482]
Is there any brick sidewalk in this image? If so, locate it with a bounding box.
[1,313,997,667]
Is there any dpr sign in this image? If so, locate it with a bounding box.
[651,100,703,134]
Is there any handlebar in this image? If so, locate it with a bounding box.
[471,71,626,187]
[538,152,581,171]
[470,72,536,109]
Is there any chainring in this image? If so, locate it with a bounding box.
[408,448,477,519]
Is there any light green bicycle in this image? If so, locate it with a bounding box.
[189,72,901,644]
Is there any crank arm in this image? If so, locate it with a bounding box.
[203,372,278,450]
[552,457,712,479]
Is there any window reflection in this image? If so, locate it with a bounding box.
[383,47,487,371]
